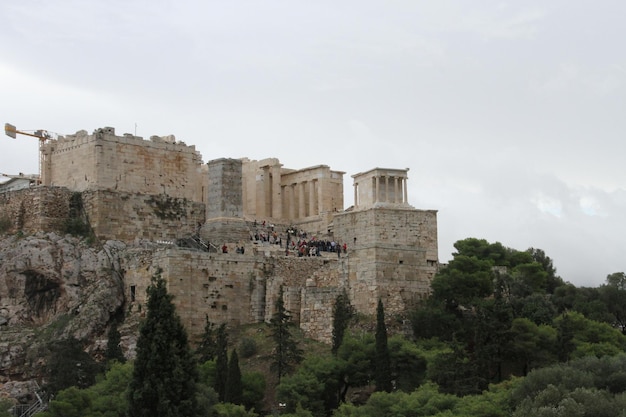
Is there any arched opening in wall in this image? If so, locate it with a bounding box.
[130,285,136,302]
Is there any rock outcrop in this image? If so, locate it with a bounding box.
[0,233,127,402]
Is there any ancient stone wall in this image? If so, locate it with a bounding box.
[124,247,344,343]
[82,190,206,242]
[0,187,72,234]
[300,286,341,343]
[204,158,249,244]
[42,129,205,201]
[334,207,438,315]
[0,187,205,243]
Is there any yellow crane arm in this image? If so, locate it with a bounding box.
[5,123,49,141]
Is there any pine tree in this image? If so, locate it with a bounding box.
[270,286,303,382]
[374,298,393,392]
[127,272,198,416]
[214,323,229,402]
[224,349,243,405]
[332,288,353,355]
[105,321,126,364]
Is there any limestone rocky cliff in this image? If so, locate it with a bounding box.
[0,233,127,401]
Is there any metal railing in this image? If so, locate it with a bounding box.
[11,384,47,417]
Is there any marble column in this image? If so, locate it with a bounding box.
[299,182,306,218]
[385,175,389,203]
[403,177,408,204]
[289,184,296,219]
[375,176,380,203]
[309,180,316,216]
[271,164,282,218]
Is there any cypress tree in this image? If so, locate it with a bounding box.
[224,349,243,405]
[332,288,353,355]
[105,322,126,364]
[374,298,393,392]
[127,272,198,417]
[196,314,216,363]
[270,286,303,382]
[214,323,229,401]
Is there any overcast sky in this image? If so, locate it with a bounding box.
[1,1,624,287]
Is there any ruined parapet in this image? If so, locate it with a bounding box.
[40,127,204,201]
[202,158,249,244]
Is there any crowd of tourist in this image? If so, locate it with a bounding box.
[246,221,347,258]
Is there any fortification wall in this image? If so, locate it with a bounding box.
[0,187,72,234]
[124,248,344,343]
[334,208,438,315]
[43,130,205,201]
[0,187,205,243]
[82,190,205,242]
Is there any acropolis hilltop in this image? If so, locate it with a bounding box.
[0,126,439,343]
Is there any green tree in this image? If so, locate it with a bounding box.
[127,272,198,417]
[196,315,217,362]
[0,399,13,417]
[554,311,626,359]
[44,337,101,395]
[270,286,303,382]
[506,318,558,375]
[510,356,626,416]
[213,402,259,416]
[410,301,460,342]
[430,255,494,310]
[277,354,347,414]
[225,349,243,405]
[337,333,375,387]
[527,247,563,293]
[215,323,229,402]
[387,335,427,392]
[332,289,353,355]
[601,272,626,334]
[428,342,485,396]
[241,371,266,412]
[374,299,392,393]
[41,361,132,417]
[105,321,126,364]
[276,370,325,415]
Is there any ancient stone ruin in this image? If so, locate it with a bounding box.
[0,126,439,345]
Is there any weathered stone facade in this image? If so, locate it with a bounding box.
[41,128,206,202]
[124,246,343,343]
[0,187,72,234]
[334,208,438,314]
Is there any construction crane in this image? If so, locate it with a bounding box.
[4,123,52,185]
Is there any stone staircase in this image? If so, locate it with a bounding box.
[175,234,217,252]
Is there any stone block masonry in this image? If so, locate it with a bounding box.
[0,187,206,243]
[124,247,345,344]
[203,158,249,244]
[334,207,438,315]
[0,187,72,234]
[82,190,206,242]
[42,128,204,202]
